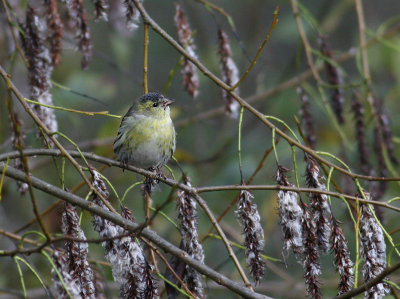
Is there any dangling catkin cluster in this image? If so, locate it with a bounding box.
[45,0,63,66]
[218,29,240,118]
[297,87,316,149]
[90,169,158,298]
[21,6,58,145]
[301,205,322,299]
[352,92,370,175]
[319,35,344,124]
[177,176,205,298]
[52,250,84,298]
[235,189,265,284]
[374,96,398,166]
[275,165,304,257]
[59,202,96,298]
[174,3,199,98]
[330,220,354,295]
[359,199,389,299]
[62,0,92,69]
[123,0,143,31]
[92,0,108,21]
[304,154,331,253]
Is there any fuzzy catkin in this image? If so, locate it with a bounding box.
[123,0,142,31]
[331,221,354,295]
[352,92,370,175]
[174,3,199,98]
[235,189,265,284]
[319,35,344,124]
[305,155,331,253]
[61,202,96,298]
[177,176,205,298]
[297,87,316,149]
[92,0,108,21]
[21,6,58,145]
[276,165,304,257]
[62,0,92,69]
[45,0,63,66]
[52,250,84,298]
[90,169,159,299]
[301,206,322,299]
[218,29,240,118]
[359,201,389,299]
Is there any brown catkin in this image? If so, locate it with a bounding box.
[304,154,331,253]
[374,96,398,166]
[92,0,108,21]
[90,169,159,299]
[331,220,354,295]
[319,36,345,124]
[235,189,265,284]
[174,3,199,98]
[21,6,58,145]
[301,205,322,299]
[359,200,389,299]
[62,0,92,69]
[177,176,205,298]
[45,0,63,66]
[297,87,316,149]
[218,29,240,118]
[61,202,96,298]
[275,165,304,258]
[352,92,370,175]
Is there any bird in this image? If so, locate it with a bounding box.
[113,92,176,171]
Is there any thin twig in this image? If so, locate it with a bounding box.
[333,261,400,299]
[2,149,400,213]
[0,0,28,65]
[290,0,322,83]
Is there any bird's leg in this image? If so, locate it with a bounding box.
[144,167,158,194]
[120,160,128,172]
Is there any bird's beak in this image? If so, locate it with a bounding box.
[162,98,174,107]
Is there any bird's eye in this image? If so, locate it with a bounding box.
[153,102,158,107]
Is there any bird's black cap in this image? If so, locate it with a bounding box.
[140,92,163,103]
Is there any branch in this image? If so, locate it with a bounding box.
[333,261,400,299]
[1,149,400,213]
[0,163,271,299]
[2,148,400,212]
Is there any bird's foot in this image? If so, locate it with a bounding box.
[155,168,166,181]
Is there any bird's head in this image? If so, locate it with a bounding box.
[135,92,174,117]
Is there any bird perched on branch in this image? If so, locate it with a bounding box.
[114,92,176,170]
